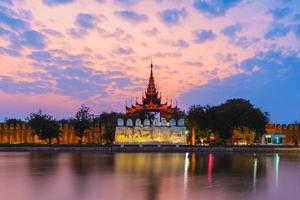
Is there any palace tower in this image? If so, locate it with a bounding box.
[126,63,177,119]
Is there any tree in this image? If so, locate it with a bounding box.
[95,112,125,144]
[186,105,215,132]
[172,107,186,121]
[186,99,269,143]
[216,99,269,140]
[72,105,93,144]
[186,105,217,144]
[186,105,204,145]
[27,110,60,144]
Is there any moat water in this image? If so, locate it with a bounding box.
[0,152,299,200]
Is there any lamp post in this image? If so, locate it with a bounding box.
[192,127,196,146]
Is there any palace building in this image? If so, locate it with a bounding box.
[126,63,177,119]
[115,63,187,144]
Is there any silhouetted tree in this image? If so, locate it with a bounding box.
[215,99,269,139]
[186,99,269,142]
[27,110,60,144]
[95,112,125,144]
[172,107,186,121]
[186,105,214,131]
[72,105,93,144]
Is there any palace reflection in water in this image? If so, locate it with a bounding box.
[0,152,299,200]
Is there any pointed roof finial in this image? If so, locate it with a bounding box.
[150,60,153,78]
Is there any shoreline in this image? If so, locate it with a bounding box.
[0,145,299,153]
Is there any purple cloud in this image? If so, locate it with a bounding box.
[114,0,140,5]
[43,0,75,6]
[7,30,47,50]
[162,39,189,48]
[264,23,290,40]
[112,47,134,56]
[0,47,21,57]
[1,0,13,5]
[159,8,187,26]
[193,0,242,17]
[221,24,242,38]
[294,24,300,39]
[76,13,97,29]
[68,28,87,38]
[144,27,160,36]
[115,10,148,23]
[268,8,293,20]
[0,8,29,31]
[194,29,216,43]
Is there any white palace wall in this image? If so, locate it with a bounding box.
[115,118,187,144]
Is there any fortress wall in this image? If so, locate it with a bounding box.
[0,123,105,144]
[266,124,300,144]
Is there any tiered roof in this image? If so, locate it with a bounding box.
[126,63,177,119]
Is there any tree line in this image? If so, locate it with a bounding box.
[1,98,270,144]
[185,99,270,143]
[3,105,125,144]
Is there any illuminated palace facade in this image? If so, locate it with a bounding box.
[126,63,177,119]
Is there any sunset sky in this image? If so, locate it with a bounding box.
[0,0,299,123]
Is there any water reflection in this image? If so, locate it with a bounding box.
[253,157,257,193]
[273,153,280,186]
[0,152,299,200]
[208,153,214,185]
[183,152,189,198]
[28,152,60,175]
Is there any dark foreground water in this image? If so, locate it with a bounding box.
[0,152,299,200]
